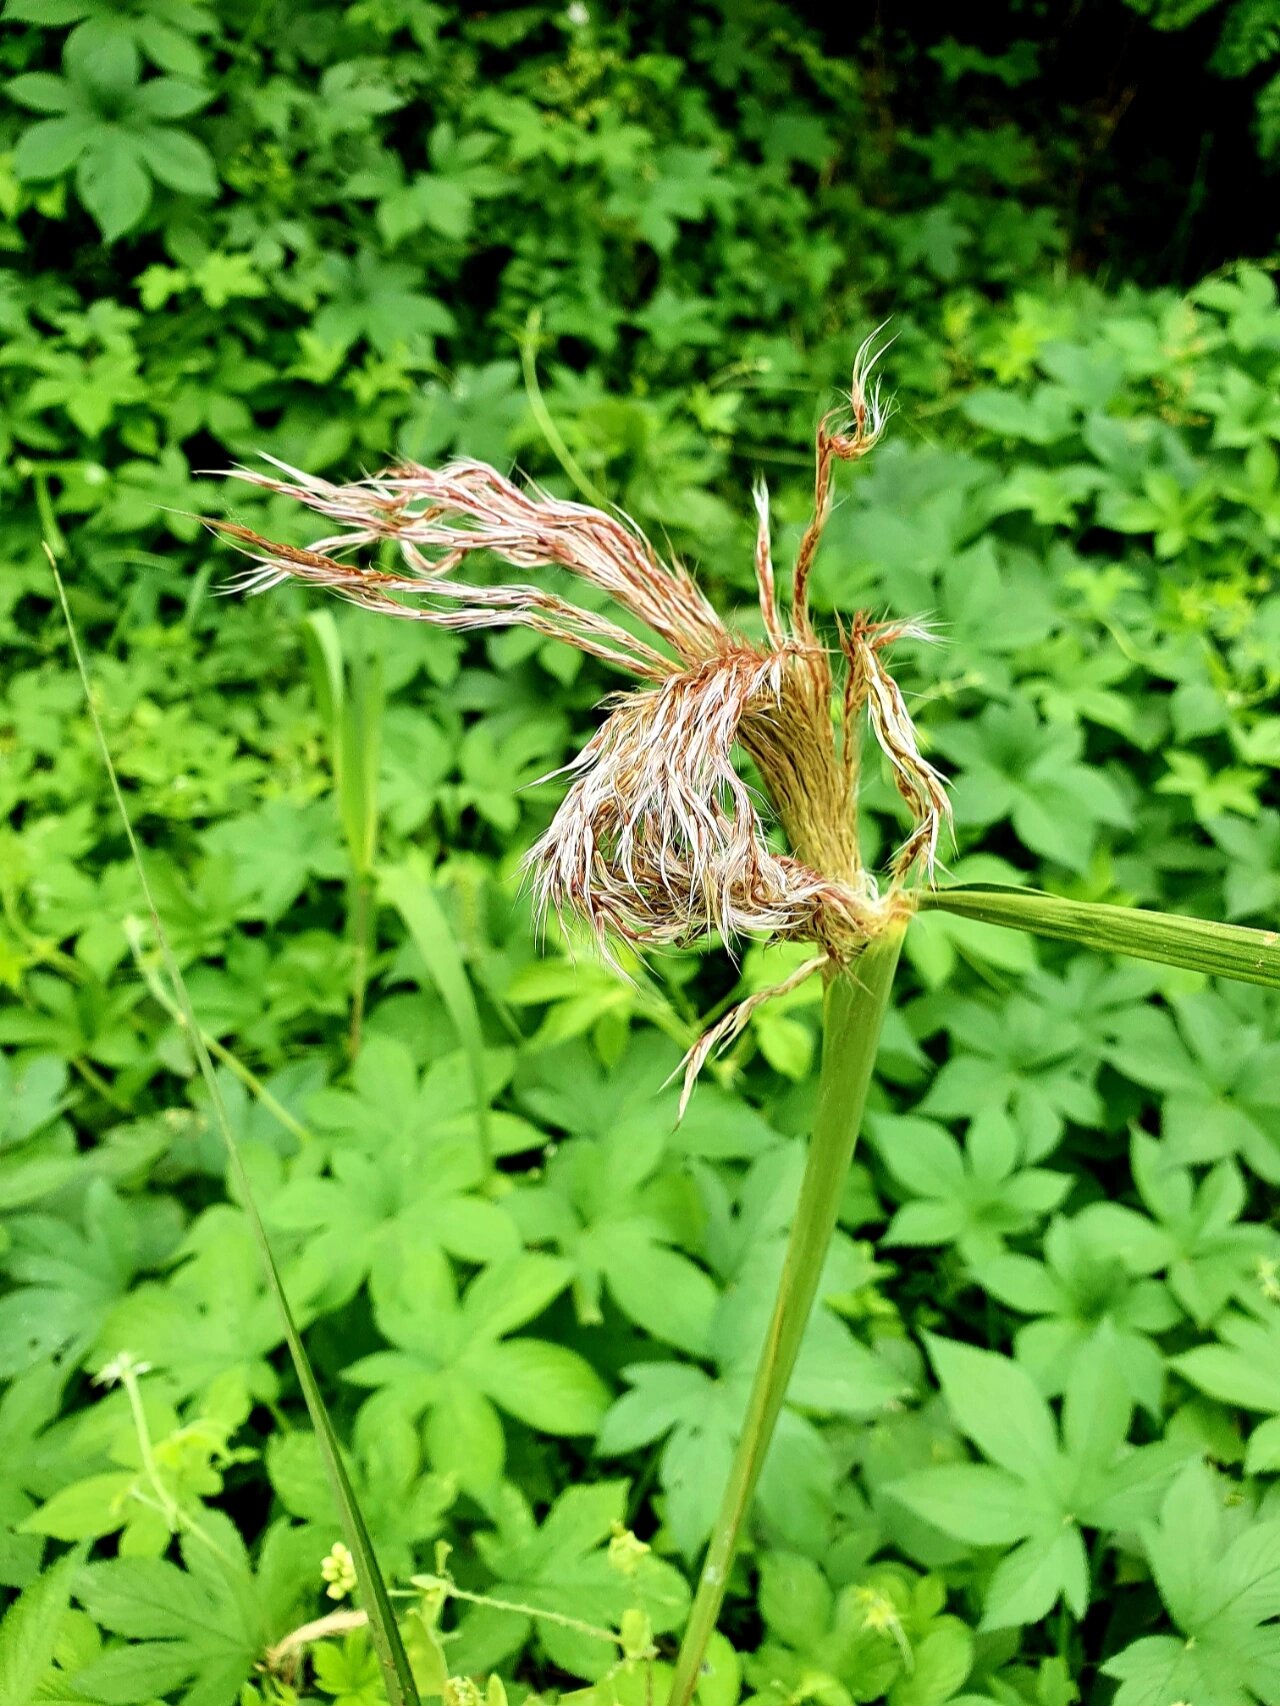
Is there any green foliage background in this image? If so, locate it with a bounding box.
[2,4,1280,1705]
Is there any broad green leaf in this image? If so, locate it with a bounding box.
[924,1335,1058,1478]
[132,77,210,120]
[470,1338,610,1434]
[141,127,217,196]
[449,1481,690,1683]
[757,1552,832,1650]
[890,1464,1034,1546]
[1105,1462,1280,1706]
[12,113,93,179]
[982,1526,1089,1630]
[75,1513,318,1706]
[6,70,73,112]
[76,143,151,240]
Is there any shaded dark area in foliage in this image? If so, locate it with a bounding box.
[788,0,1275,280]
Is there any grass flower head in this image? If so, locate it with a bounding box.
[213,339,950,1101]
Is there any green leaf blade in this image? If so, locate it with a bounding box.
[921,883,1280,988]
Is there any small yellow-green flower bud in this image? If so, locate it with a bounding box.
[619,1608,654,1662]
[319,1541,356,1602]
[608,1522,650,1578]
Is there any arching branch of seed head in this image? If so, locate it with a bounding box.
[213,456,733,678]
[791,326,891,647]
[840,615,951,881]
[672,951,830,1118]
[211,520,677,680]
[751,477,787,652]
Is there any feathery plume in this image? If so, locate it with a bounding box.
[211,345,946,1101]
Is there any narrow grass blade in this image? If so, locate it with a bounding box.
[305,610,385,871]
[519,309,614,510]
[921,883,1280,988]
[303,611,346,773]
[667,927,905,1706]
[342,641,384,877]
[305,613,384,1054]
[52,563,420,1706]
[379,857,494,1171]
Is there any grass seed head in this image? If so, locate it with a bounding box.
[214,348,947,1093]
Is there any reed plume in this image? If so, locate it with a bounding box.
[212,332,948,1103]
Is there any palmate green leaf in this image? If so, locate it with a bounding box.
[936,701,1131,874]
[346,1245,608,1494]
[751,1553,974,1706]
[0,1548,82,1706]
[446,1480,690,1684]
[94,1208,299,1406]
[75,1512,319,1706]
[917,981,1102,1160]
[1,1177,181,1378]
[54,571,419,1706]
[313,251,455,356]
[1104,1462,1280,1706]
[508,1110,718,1354]
[267,1404,455,1582]
[1171,1308,1280,1474]
[970,1208,1180,1414]
[920,883,1280,988]
[600,1253,908,1558]
[891,1332,1184,1629]
[870,1109,1071,1261]
[1212,809,1280,920]
[264,1036,518,1314]
[1121,1133,1278,1326]
[1106,989,1280,1181]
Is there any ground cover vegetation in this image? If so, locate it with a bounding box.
[3,3,1280,1705]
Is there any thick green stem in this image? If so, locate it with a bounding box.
[666,926,905,1706]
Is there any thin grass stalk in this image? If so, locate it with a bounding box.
[666,925,906,1706]
[303,613,385,1057]
[124,927,315,1145]
[51,561,420,1706]
[519,308,613,509]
